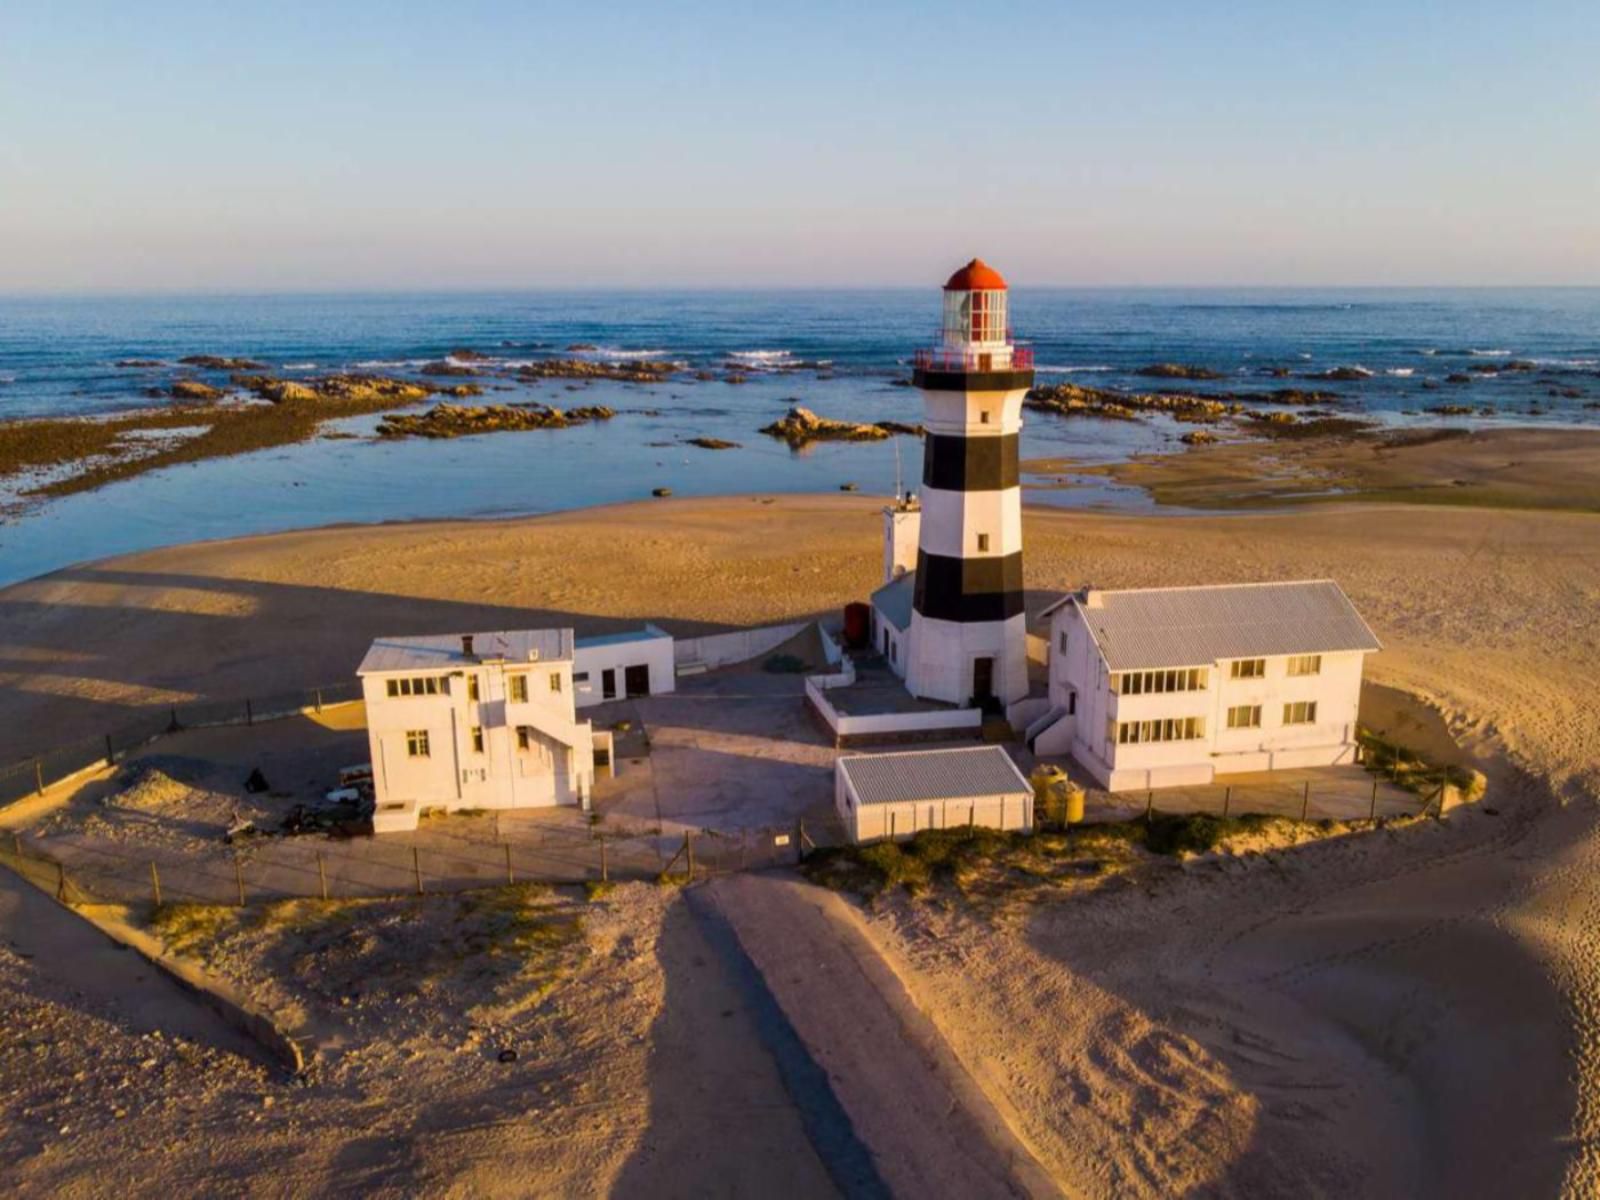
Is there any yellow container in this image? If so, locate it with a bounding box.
[1031,766,1085,825]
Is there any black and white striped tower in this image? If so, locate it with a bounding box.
[906,259,1033,707]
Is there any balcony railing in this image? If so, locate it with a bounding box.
[913,345,1034,373]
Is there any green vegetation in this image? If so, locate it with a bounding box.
[1358,727,1484,799]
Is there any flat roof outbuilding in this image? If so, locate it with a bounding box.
[838,745,1030,807]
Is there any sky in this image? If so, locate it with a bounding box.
[1,1,1597,291]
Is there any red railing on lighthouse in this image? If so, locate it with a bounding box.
[913,345,1034,373]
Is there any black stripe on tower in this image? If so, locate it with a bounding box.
[912,549,1025,623]
[922,433,1020,491]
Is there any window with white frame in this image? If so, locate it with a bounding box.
[387,676,442,698]
[1226,704,1262,729]
[1113,667,1208,695]
[977,533,989,552]
[516,727,531,750]
[549,671,562,693]
[467,674,480,701]
[470,726,484,753]
[1230,658,1266,680]
[1058,631,1068,655]
[1287,654,1322,677]
[1283,700,1318,725]
[1117,716,1206,744]
[405,729,430,757]
[508,674,528,703]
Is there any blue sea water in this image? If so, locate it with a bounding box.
[0,288,1596,586]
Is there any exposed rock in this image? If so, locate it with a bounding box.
[1180,429,1218,445]
[687,437,741,450]
[1027,383,1231,423]
[515,359,675,384]
[1135,363,1226,381]
[760,406,889,447]
[839,482,859,492]
[234,374,434,405]
[1425,404,1475,416]
[725,373,749,385]
[1242,410,1297,425]
[420,361,479,377]
[652,487,672,497]
[874,421,926,437]
[376,402,614,440]
[447,349,493,362]
[169,380,223,402]
[1446,373,1473,384]
[178,355,267,370]
[566,343,599,352]
[1304,366,1372,382]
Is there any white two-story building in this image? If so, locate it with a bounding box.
[358,628,615,832]
[1030,580,1380,790]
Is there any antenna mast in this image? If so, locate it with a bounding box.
[894,439,903,503]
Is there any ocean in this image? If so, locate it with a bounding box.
[0,287,1596,586]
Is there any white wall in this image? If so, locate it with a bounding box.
[674,622,809,672]
[574,631,675,707]
[906,611,1028,706]
[836,769,1033,843]
[883,507,920,584]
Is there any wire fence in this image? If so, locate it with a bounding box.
[0,681,364,811]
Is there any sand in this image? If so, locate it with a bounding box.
[2,491,1599,1195]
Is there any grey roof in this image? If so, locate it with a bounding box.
[871,572,915,632]
[576,624,672,649]
[838,746,1030,806]
[359,628,574,674]
[1073,579,1380,671]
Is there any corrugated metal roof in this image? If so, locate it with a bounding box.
[1075,580,1380,671]
[838,746,1030,807]
[871,572,915,632]
[358,628,573,674]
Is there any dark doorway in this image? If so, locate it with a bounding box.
[602,668,617,700]
[972,656,995,704]
[624,664,650,698]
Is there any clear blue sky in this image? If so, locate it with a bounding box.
[2,1,1596,290]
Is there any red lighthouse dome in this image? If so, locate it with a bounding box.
[943,258,1008,292]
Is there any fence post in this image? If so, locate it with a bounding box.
[1001,794,1006,830]
[1145,791,1154,821]
[34,759,44,796]
[686,833,695,881]
[317,852,329,902]
[505,841,515,885]
[1369,777,1379,823]
[105,734,115,767]
[235,857,246,906]
[315,688,323,714]
[969,803,975,829]
[169,705,180,732]
[599,836,608,882]
[1300,780,1310,822]
[890,811,897,840]
[150,861,162,908]
[56,861,67,903]
[1222,786,1231,818]
[412,846,423,895]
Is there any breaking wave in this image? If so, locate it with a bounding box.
[1385,368,1415,377]
[1035,364,1114,374]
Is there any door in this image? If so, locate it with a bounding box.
[972,656,995,705]
[602,668,616,700]
[624,664,650,698]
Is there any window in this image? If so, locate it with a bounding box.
[1283,701,1318,726]
[509,674,528,703]
[389,676,441,698]
[979,409,991,424]
[386,679,399,697]
[1112,667,1208,695]
[1230,659,1266,680]
[471,726,484,753]
[1287,654,1322,677]
[1058,631,1068,655]
[467,674,480,701]
[549,672,562,693]
[1226,705,1262,729]
[405,730,430,757]
[977,533,990,553]
[516,728,531,750]
[1116,716,1206,744]
[889,640,897,664]
[1285,700,1318,725]
[1067,691,1077,716]
[574,671,590,685]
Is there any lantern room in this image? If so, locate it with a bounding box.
[941,258,1009,348]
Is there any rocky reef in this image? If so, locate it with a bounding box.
[1134,363,1226,381]
[376,402,615,439]
[759,406,920,448]
[515,359,676,384]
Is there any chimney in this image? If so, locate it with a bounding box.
[461,634,475,658]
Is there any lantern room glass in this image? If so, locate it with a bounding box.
[942,289,1008,347]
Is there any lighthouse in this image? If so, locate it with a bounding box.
[902,259,1033,707]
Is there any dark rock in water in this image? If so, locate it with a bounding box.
[447,349,493,362]
[1425,404,1475,416]
[420,361,479,377]
[761,406,889,447]
[1135,363,1225,381]
[115,359,163,368]
[889,378,913,388]
[179,355,267,370]
[1502,359,1537,372]
[695,371,717,381]
[1304,366,1372,382]
[566,343,598,352]
[1445,373,1473,384]
[1260,366,1292,378]
[377,402,613,439]
[652,487,673,497]
[234,374,435,406]
[244,767,270,794]
[516,359,674,384]
[1180,429,1218,445]
[170,379,224,401]
[874,420,925,436]
[687,437,741,450]
[839,482,859,492]
[725,373,749,384]
[1550,387,1583,399]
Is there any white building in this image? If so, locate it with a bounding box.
[573,625,675,708]
[1030,580,1381,790]
[358,628,617,832]
[835,745,1033,844]
[869,259,1034,710]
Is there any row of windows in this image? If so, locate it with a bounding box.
[1229,654,1322,679]
[388,676,442,698]
[407,726,548,758]
[389,671,566,702]
[1116,716,1206,744]
[1225,701,1319,729]
[1114,667,1209,695]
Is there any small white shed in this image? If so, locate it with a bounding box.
[835,745,1033,844]
[573,625,675,707]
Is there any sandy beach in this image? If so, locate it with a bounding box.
[2,490,1598,1195]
